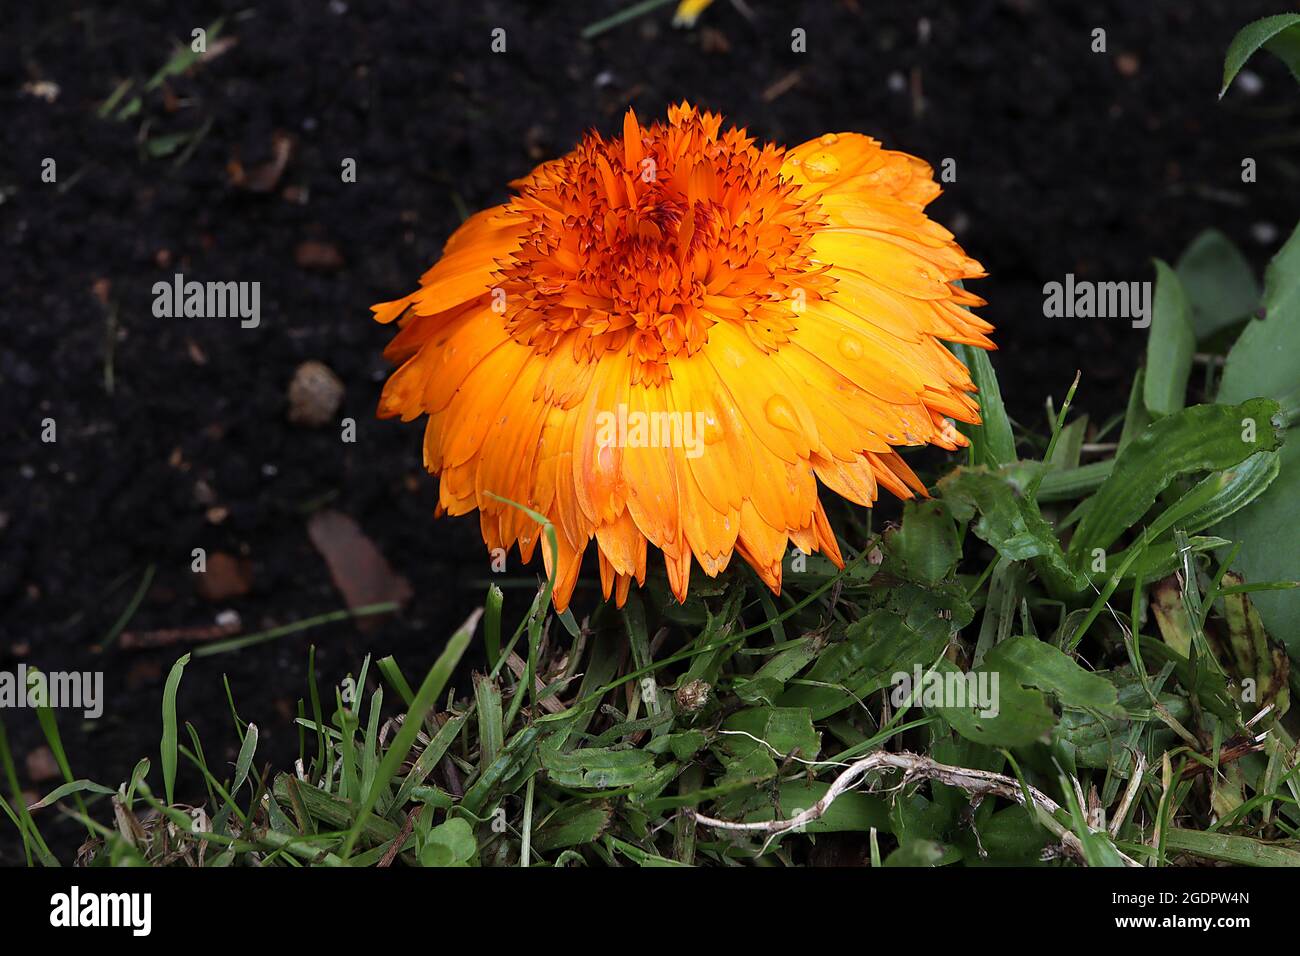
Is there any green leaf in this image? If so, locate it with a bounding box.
[957,806,1052,865]
[1143,260,1195,417]
[1175,229,1260,338]
[340,608,479,858]
[474,675,504,772]
[1036,459,1113,503]
[1057,669,1191,772]
[723,706,820,759]
[938,466,1083,593]
[645,730,708,761]
[927,659,1057,748]
[1164,827,1300,866]
[950,343,1016,467]
[1221,14,1300,98]
[1218,222,1300,412]
[882,499,960,585]
[161,653,190,807]
[27,779,117,810]
[1215,441,1300,657]
[1046,415,1088,471]
[1068,400,1283,563]
[539,746,657,789]
[421,818,477,867]
[1100,449,1281,585]
[1213,225,1300,654]
[733,637,821,705]
[776,609,951,720]
[984,637,1123,716]
[884,839,950,867]
[532,802,613,852]
[1115,368,1152,458]
[1154,450,1281,535]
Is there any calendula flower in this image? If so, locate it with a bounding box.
[373,104,991,612]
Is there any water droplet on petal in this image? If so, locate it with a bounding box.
[765,395,799,431]
[803,151,840,182]
[838,334,864,360]
[820,133,839,145]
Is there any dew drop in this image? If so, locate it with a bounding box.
[820,133,839,146]
[803,151,840,182]
[764,395,799,431]
[838,334,864,360]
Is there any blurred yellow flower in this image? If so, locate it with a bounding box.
[672,0,716,28]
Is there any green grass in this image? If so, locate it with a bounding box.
[7,346,1299,864]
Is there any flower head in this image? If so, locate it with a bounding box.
[373,104,992,612]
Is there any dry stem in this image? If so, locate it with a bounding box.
[692,750,1142,866]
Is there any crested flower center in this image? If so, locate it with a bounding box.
[495,106,834,386]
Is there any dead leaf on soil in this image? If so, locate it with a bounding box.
[307,510,412,628]
[195,551,253,602]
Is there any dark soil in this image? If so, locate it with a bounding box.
[2,0,1296,863]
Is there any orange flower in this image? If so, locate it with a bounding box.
[373,104,992,612]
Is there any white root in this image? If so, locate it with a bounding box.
[692,749,1142,866]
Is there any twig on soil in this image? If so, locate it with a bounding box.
[691,750,1143,866]
[118,622,239,650]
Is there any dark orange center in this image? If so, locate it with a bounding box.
[495,105,833,386]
